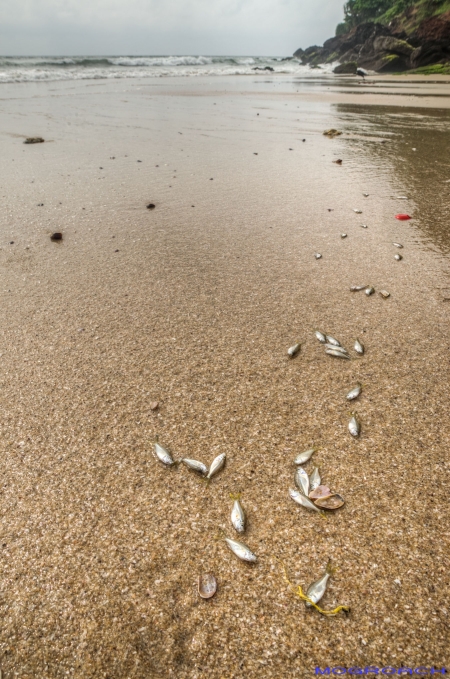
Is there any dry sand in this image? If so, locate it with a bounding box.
[0,74,449,678]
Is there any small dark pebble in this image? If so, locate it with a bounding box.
[137,160,142,162]
[327,209,334,212]
[99,167,103,169]
[257,113,259,116]
[110,156,115,159]
[37,203,44,206]
[24,137,44,144]
[191,205,195,207]
[146,203,156,210]
[9,241,14,245]
[50,233,63,241]
[210,178,213,180]
[115,249,119,252]
[289,148,293,150]
[333,159,343,164]
[302,139,306,142]
[253,153,258,155]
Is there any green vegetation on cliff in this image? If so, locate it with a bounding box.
[336,0,450,35]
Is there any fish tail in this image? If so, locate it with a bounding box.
[326,560,336,576]
[229,492,241,500]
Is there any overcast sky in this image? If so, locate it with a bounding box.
[0,0,344,56]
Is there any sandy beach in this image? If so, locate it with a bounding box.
[0,73,449,678]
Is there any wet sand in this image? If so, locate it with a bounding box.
[0,74,449,678]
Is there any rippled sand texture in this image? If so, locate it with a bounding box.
[0,75,449,678]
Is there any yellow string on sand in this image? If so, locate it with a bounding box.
[277,558,350,617]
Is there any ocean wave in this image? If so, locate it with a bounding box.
[0,55,336,84]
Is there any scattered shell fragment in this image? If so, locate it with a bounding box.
[154,442,175,466]
[207,453,226,479]
[309,485,331,500]
[325,335,341,347]
[182,458,208,475]
[294,448,315,465]
[314,330,327,343]
[198,573,217,599]
[350,285,368,292]
[295,467,310,496]
[289,488,322,513]
[354,339,364,355]
[323,129,342,137]
[288,342,301,358]
[315,253,322,259]
[394,254,403,261]
[314,494,345,510]
[392,242,403,248]
[314,493,345,509]
[326,349,350,359]
[365,286,375,296]
[231,497,246,533]
[353,209,362,214]
[225,538,257,562]
[346,383,362,401]
[349,415,360,438]
[379,290,390,299]
[150,401,159,411]
[309,467,321,492]
[341,233,347,238]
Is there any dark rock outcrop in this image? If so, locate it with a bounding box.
[294,12,450,73]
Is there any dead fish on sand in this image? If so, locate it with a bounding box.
[288,342,301,358]
[294,448,316,465]
[365,286,375,296]
[349,414,360,437]
[346,383,362,401]
[225,537,257,562]
[353,209,362,214]
[295,467,310,496]
[354,339,364,355]
[325,335,341,346]
[394,254,403,261]
[314,330,327,343]
[393,242,403,248]
[350,285,368,292]
[341,233,347,238]
[230,494,246,533]
[289,488,322,513]
[305,562,334,607]
[360,224,368,228]
[324,343,349,354]
[315,253,322,259]
[154,442,176,466]
[309,467,321,492]
[207,453,226,479]
[182,458,208,475]
[326,349,350,359]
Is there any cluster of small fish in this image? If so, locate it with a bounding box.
[289,448,345,514]
[350,284,390,299]
[312,329,364,360]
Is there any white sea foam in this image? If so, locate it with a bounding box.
[0,55,336,84]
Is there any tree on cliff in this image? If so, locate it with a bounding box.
[336,0,415,33]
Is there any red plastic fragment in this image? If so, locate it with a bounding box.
[395,214,411,220]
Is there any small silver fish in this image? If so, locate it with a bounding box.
[365,286,375,296]
[326,349,350,359]
[295,467,310,496]
[231,498,246,533]
[350,285,368,292]
[396,196,408,199]
[309,467,321,492]
[346,383,362,401]
[289,488,321,513]
[341,233,347,238]
[379,290,390,298]
[207,453,226,479]
[354,339,364,355]
[353,209,362,214]
[360,224,368,229]
[182,458,208,475]
[305,562,333,606]
[294,448,315,465]
[288,342,301,358]
[325,335,341,347]
[314,330,327,343]
[393,242,403,248]
[349,415,360,437]
[315,253,322,260]
[394,254,403,261]
[154,442,175,466]
[225,537,257,562]
[324,343,349,354]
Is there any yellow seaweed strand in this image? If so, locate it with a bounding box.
[277,559,350,617]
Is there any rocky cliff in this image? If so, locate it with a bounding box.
[293,1,450,73]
